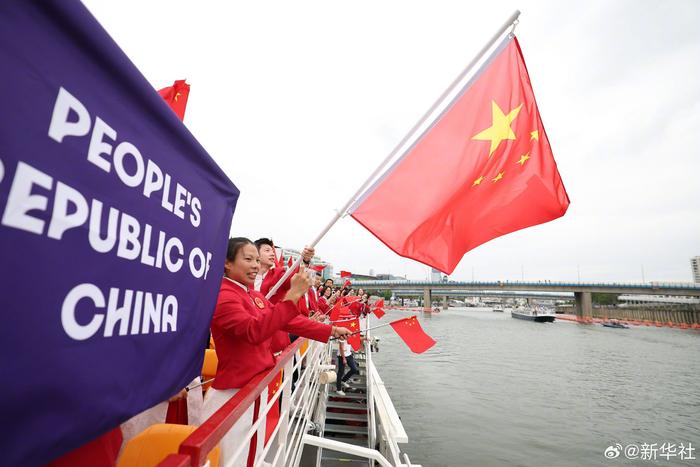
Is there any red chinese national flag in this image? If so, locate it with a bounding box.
[265,370,283,443]
[372,308,385,319]
[310,264,326,272]
[274,249,283,269]
[371,298,386,318]
[343,318,362,351]
[389,316,436,354]
[158,79,190,121]
[340,271,352,278]
[330,305,351,323]
[349,37,569,274]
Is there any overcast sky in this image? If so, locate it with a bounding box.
[83,0,700,283]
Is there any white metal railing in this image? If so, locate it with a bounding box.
[305,312,416,467]
[366,311,418,467]
[266,340,327,467]
[171,311,417,467]
[225,341,325,467]
[180,338,329,467]
[303,434,393,467]
[365,313,377,451]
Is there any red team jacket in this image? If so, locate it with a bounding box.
[258,267,290,303]
[211,278,332,389]
[317,295,330,315]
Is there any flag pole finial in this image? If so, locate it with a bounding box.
[509,18,520,37]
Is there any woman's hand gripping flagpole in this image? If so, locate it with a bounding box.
[331,316,437,354]
[329,320,395,339]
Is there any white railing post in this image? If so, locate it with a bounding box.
[366,313,377,452]
[302,435,394,467]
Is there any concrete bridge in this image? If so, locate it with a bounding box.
[387,289,573,310]
[339,280,700,319]
[389,289,573,302]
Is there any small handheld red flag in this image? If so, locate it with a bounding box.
[343,318,362,351]
[330,305,351,323]
[340,296,360,306]
[158,79,190,121]
[274,249,283,269]
[287,257,293,268]
[389,316,436,354]
[343,279,352,288]
[265,370,283,443]
[310,264,326,272]
[372,308,386,319]
[371,298,386,319]
[340,271,352,278]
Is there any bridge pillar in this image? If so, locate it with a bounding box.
[423,288,432,311]
[574,292,592,321]
[443,295,449,310]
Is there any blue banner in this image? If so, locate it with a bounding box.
[0,1,239,464]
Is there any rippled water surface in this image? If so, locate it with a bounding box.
[371,308,700,466]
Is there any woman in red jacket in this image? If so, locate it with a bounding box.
[203,237,350,466]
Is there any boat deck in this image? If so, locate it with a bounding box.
[299,349,372,467]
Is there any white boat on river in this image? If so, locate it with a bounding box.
[511,307,556,323]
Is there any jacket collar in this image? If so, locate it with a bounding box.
[223,276,249,293]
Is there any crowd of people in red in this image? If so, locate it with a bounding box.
[50,236,369,466]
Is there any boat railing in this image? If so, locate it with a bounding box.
[158,336,329,467]
[159,315,416,467]
[304,314,416,466]
[364,314,415,467]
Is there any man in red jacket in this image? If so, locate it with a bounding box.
[253,238,314,302]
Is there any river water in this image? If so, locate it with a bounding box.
[371,308,700,466]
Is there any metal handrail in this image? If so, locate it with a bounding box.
[172,338,305,466]
[283,343,325,466]
[303,435,393,467]
[225,340,325,467]
[365,313,377,451]
[172,316,415,467]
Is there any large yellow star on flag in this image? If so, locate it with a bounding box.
[472,101,523,157]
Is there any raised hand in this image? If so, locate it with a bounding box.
[285,263,311,302]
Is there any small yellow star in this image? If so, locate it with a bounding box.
[472,101,523,157]
[516,153,530,166]
[492,172,504,183]
[174,92,181,102]
[472,176,484,187]
[530,130,539,141]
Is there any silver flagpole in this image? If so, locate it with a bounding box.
[266,10,521,299]
[330,316,417,340]
[185,377,215,392]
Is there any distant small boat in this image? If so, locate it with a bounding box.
[602,320,629,329]
[492,307,504,313]
[511,307,555,323]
